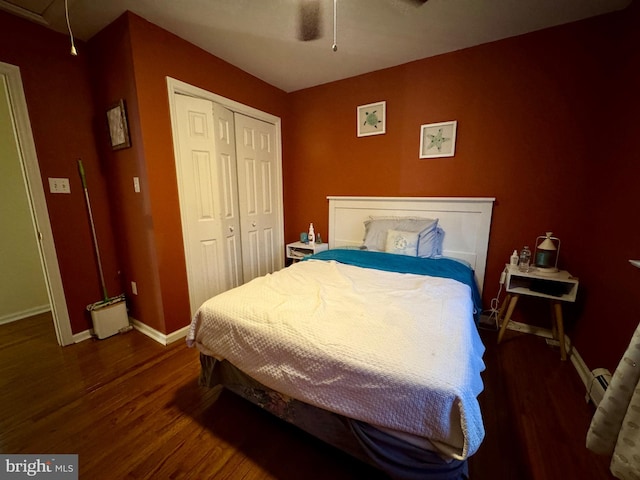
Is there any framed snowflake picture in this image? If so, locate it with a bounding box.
[357,101,386,137]
[419,120,457,158]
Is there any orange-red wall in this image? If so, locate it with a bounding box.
[573,5,640,371]
[285,7,640,370]
[0,11,121,334]
[128,13,289,333]
[88,13,289,334]
[87,15,166,334]
[2,5,638,372]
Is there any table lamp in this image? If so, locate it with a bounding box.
[534,232,560,273]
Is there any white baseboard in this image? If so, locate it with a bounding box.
[131,318,190,346]
[73,329,93,343]
[71,318,189,346]
[569,344,593,391]
[0,304,51,325]
[506,320,592,398]
[166,325,191,344]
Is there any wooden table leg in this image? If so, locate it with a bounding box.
[550,301,558,339]
[497,294,519,344]
[497,293,512,323]
[553,301,567,360]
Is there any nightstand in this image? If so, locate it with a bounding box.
[286,241,328,262]
[497,264,579,360]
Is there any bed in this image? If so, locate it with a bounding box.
[187,196,495,479]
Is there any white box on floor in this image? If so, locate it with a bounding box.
[91,300,129,339]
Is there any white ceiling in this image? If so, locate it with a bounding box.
[1,0,632,92]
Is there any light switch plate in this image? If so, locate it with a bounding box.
[133,177,140,193]
[48,177,70,194]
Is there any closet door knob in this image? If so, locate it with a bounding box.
[252,222,257,227]
[229,226,234,232]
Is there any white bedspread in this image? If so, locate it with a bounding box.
[187,259,486,459]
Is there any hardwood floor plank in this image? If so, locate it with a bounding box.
[474,327,613,479]
[0,314,616,479]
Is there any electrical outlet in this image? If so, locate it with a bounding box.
[48,177,71,194]
[131,281,138,295]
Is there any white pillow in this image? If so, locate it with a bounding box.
[423,226,445,258]
[385,229,419,257]
[363,216,439,256]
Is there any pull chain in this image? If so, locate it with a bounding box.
[332,0,338,52]
[64,0,77,56]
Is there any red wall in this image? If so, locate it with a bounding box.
[88,13,289,334]
[128,13,289,333]
[2,5,638,371]
[87,15,166,334]
[573,5,640,370]
[285,7,640,371]
[0,11,121,334]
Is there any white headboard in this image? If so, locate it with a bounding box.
[327,196,495,294]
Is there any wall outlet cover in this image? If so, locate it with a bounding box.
[48,177,70,194]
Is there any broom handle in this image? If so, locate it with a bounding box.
[78,159,108,302]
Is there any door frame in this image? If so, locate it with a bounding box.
[166,77,285,316]
[1,61,73,346]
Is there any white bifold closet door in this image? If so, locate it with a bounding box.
[174,94,283,316]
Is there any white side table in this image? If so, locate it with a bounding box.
[286,241,328,262]
[497,264,579,360]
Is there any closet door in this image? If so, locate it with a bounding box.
[212,103,244,288]
[172,89,284,315]
[234,114,282,282]
[174,95,242,316]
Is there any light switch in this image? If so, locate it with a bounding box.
[133,177,140,193]
[48,178,71,194]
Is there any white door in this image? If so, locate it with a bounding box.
[212,103,244,289]
[234,114,282,282]
[174,95,242,316]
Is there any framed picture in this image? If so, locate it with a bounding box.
[357,101,386,137]
[106,99,131,150]
[419,120,457,158]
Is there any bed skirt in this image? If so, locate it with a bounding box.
[199,354,469,480]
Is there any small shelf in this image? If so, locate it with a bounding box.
[498,265,580,360]
[505,265,578,302]
[286,241,328,261]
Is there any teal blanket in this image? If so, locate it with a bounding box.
[306,249,482,322]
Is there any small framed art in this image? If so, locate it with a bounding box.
[106,99,131,150]
[357,101,386,137]
[419,120,457,158]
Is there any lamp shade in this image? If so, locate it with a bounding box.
[537,232,557,251]
[535,232,560,272]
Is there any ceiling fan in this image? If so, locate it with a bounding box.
[297,0,428,49]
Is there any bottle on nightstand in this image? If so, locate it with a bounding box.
[519,246,531,272]
[308,223,315,244]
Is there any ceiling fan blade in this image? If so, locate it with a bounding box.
[298,0,322,41]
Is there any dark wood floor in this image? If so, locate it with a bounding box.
[0,313,614,479]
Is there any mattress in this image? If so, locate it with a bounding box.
[199,355,469,480]
[187,250,486,460]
